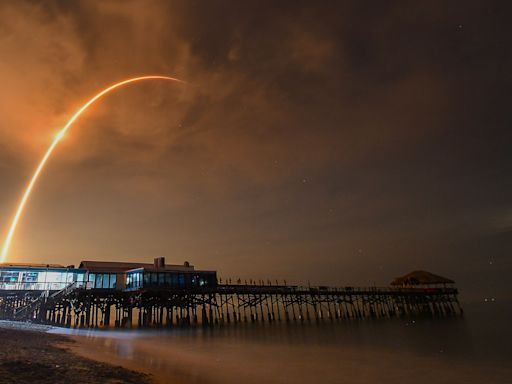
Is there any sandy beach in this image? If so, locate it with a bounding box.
[0,321,151,384]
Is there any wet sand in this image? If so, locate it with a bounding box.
[0,321,151,384]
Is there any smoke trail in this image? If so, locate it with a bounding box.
[0,76,185,262]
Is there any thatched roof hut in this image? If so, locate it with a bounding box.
[390,270,454,286]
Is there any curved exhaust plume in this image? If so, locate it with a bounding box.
[1,75,185,262]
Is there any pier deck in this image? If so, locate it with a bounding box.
[0,284,462,328]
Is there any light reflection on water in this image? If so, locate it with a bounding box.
[50,302,511,384]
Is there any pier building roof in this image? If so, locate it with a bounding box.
[79,258,195,273]
[0,263,68,269]
[390,270,454,286]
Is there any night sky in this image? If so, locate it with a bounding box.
[0,1,510,301]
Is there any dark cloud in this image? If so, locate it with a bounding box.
[0,0,510,301]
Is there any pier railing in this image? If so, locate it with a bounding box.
[216,284,458,295]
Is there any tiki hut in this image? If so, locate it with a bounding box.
[390,270,454,287]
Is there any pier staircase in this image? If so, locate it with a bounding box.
[13,282,79,321]
[13,289,49,321]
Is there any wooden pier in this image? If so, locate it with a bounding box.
[0,284,462,328]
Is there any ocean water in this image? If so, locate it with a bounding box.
[52,301,511,384]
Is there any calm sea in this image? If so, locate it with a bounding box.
[51,301,511,384]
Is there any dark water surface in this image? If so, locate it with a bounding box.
[52,302,511,384]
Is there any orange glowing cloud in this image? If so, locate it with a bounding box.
[0,76,185,262]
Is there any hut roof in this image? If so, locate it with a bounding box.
[390,270,454,286]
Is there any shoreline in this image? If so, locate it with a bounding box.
[0,321,152,384]
[1,303,510,384]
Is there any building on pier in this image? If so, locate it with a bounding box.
[0,264,86,291]
[0,257,217,292]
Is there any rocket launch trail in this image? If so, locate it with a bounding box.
[0,76,185,262]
